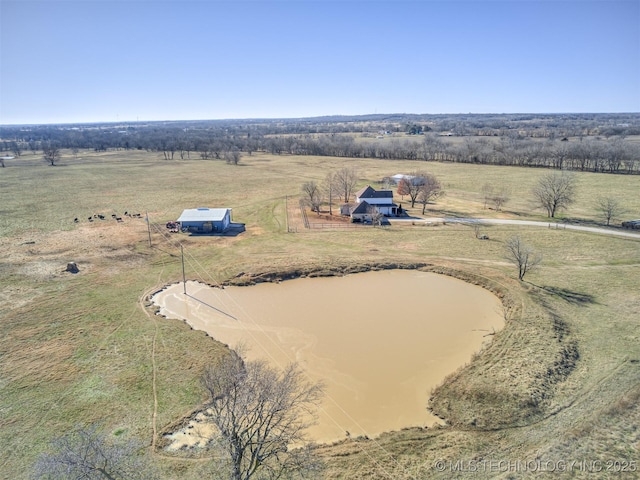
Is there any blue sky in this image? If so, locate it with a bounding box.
[1,0,638,124]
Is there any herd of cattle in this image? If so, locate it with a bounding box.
[74,212,143,223]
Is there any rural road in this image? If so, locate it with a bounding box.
[391,217,640,240]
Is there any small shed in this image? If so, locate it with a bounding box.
[177,208,231,233]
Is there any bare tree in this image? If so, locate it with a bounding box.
[302,181,323,214]
[333,167,358,203]
[42,142,61,166]
[10,141,22,157]
[595,196,626,226]
[323,172,338,215]
[504,236,542,280]
[33,424,153,480]
[548,141,570,169]
[491,186,511,211]
[201,354,324,480]
[417,173,444,214]
[224,149,241,165]
[532,171,577,218]
[421,133,445,161]
[367,204,384,227]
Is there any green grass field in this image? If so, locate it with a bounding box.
[1,150,639,479]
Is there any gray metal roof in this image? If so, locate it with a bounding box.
[177,208,230,222]
[355,185,393,199]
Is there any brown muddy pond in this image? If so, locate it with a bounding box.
[152,270,503,443]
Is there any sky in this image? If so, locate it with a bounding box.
[1,0,638,125]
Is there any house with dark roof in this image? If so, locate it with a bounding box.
[342,185,399,221]
[355,185,398,216]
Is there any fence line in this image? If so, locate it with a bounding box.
[308,222,362,229]
[299,199,310,229]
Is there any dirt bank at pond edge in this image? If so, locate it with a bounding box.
[151,260,577,454]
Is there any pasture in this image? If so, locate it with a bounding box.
[1,150,639,479]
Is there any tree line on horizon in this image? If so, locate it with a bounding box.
[1,113,639,174]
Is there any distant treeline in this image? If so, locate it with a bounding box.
[1,113,639,173]
[261,134,640,174]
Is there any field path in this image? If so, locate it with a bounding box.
[139,274,166,450]
[392,217,640,240]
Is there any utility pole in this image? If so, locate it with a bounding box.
[181,244,186,295]
[146,211,152,247]
[285,196,289,233]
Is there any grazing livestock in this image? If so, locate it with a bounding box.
[116,217,123,222]
[74,218,79,223]
[98,214,105,220]
[88,217,93,222]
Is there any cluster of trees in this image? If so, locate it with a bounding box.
[396,172,444,214]
[247,134,640,175]
[301,167,359,214]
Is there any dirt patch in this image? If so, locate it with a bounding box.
[161,409,219,453]
[1,218,150,281]
[0,285,44,311]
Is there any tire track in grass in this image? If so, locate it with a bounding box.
[139,271,166,450]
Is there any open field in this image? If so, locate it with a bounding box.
[1,150,639,479]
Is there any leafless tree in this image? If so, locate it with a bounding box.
[333,167,358,203]
[32,424,153,480]
[490,186,510,211]
[201,353,324,480]
[10,141,22,157]
[595,196,626,226]
[548,141,570,170]
[417,173,444,214]
[42,143,61,166]
[302,181,323,214]
[481,183,493,209]
[421,133,445,161]
[504,236,542,280]
[224,149,241,165]
[398,171,426,208]
[367,204,384,227]
[324,172,337,215]
[532,171,577,218]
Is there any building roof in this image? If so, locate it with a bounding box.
[355,185,393,199]
[350,201,371,214]
[177,208,230,223]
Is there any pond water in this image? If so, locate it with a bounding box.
[152,270,504,443]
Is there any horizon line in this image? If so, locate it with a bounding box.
[2,111,639,128]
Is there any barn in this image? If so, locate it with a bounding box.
[177,208,232,233]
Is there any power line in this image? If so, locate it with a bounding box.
[146,227,414,479]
